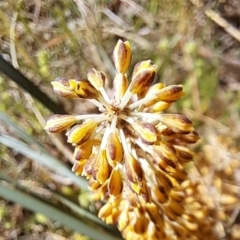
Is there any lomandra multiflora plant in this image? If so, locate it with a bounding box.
[45,40,218,240]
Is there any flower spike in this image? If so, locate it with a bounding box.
[44,39,206,240]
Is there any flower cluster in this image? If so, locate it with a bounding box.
[194,134,240,239]
[45,40,214,239]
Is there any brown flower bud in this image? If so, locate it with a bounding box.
[51,77,77,98]
[138,181,151,203]
[44,115,77,133]
[152,101,172,112]
[178,131,200,143]
[98,201,113,220]
[83,153,97,177]
[157,141,177,162]
[132,60,153,76]
[170,190,185,202]
[92,150,111,184]
[146,203,164,225]
[69,79,99,99]
[162,205,178,221]
[87,68,106,90]
[160,114,194,133]
[136,72,163,100]
[74,139,96,161]
[134,217,149,234]
[153,147,178,173]
[72,159,87,175]
[132,120,157,144]
[108,169,123,196]
[118,210,130,231]
[66,119,97,145]
[125,154,143,183]
[153,185,169,203]
[167,198,185,216]
[156,85,184,101]
[106,131,123,165]
[88,177,101,190]
[113,39,132,73]
[174,145,195,162]
[129,61,158,95]
[106,207,120,225]
[114,73,129,100]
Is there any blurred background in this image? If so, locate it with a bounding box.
[0,0,239,239]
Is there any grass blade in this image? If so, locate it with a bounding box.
[0,56,66,114]
[0,183,122,240]
[0,111,42,146]
[0,132,88,190]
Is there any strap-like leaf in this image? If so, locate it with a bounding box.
[0,183,122,240]
[0,56,66,114]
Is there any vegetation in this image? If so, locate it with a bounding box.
[0,0,240,239]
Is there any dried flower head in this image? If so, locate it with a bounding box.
[194,134,240,239]
[44,39,212,239]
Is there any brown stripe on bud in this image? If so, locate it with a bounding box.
[160,114,194,133]
[113,39,132,73]
[167,198,184,216]
[177,131,200,144]
[54,77,70,86]
[133,120,157,144]
[108,169,123,196]
[132,60,153,76]
[169,168,187,182]
[146,203,164,225]
[74,139,95,161]
[66,119,97,145]
[133,216,149,234]
[106,132,123,165]
[158,141,177,162]
[169,190,185,203]
[69,79,99,99]
[159,158,178,173]
[92,150,111,184]
[174,145,195,162]
[130,65,157,95]
[153,185,169,203]
[155,85,184,102]
[138,181,151,203]
[51,78,77,98]
[154,167,173,191]
[87,68,106,90]
[83,153,97,176]
[125,154,143,183]
[156,122,173,133]
[44,115,77,133]
[163,206,179,221]
[152,147,178,173]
